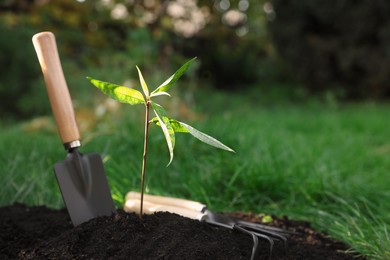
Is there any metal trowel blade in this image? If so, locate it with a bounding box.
[54,149,115,226]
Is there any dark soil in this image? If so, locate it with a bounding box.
[0,203,365,259]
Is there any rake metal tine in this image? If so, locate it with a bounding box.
[239,223,288,254]
[245,229,275,259]
[204,219,232,229]
[204,220,261,260]
[233,225,262,260]
[237,219,296,235]
[254,231,286,256]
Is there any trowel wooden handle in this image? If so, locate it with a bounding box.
[32,32,80,146]
[124,199,205,221]
[126,192,207,213]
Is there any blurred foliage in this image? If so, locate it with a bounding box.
[269,0,390,99]
[169,0,294,89]
[1,0,389,121]
[0,23,50,120]
[0,0,292,120]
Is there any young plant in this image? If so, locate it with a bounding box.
[87,58,234,215]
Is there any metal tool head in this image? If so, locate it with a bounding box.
[203,209,288,258]
[54,149,115,226]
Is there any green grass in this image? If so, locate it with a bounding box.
[1,90,390,259]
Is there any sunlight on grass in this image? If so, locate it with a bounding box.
[0,126,64,208]
[314,195,390,259]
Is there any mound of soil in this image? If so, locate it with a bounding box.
[0,203,365,259]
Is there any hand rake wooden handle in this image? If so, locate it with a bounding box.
[32,32,80,149]
[124,199,206,220]
[126,191,207,213]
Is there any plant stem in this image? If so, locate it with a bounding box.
[140,100,151,217]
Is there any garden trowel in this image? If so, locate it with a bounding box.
[32,32,115,226]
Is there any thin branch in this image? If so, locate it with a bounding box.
[140,100,151,217]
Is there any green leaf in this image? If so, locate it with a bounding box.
[150,117,235,152]
[151,102,175,166]
[150,117,189,133]
[261,215,273,223]
[151,57,196,95]
[150,91,171,98]
[179,121,235,152]
[136,66,149,97]
[87,77,145,105]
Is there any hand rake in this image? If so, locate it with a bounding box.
[125,192,292,259]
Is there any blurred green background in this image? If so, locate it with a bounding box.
[2,0,389,121]
[1,1,390,258]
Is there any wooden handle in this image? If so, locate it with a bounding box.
[124,199,206,220]
[125,191,207,213]
[32,32,80,146]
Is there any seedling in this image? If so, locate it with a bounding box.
[87,58,234,215]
